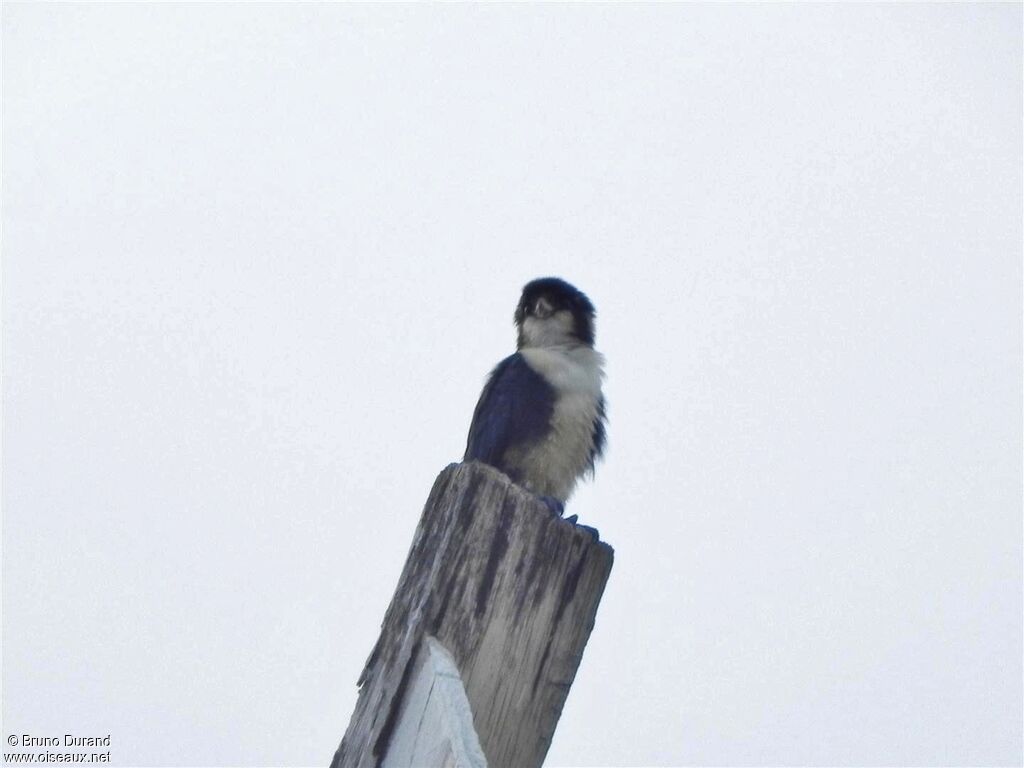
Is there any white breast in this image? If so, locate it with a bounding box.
[516,346,605,501]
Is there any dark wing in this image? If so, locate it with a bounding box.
[464,353,555,474]
[585,394,607,476]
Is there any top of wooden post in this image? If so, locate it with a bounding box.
[331,461,614,768]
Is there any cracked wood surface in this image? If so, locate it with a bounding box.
[330,461,614,768]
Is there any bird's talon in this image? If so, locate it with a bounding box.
[538,496,564,516]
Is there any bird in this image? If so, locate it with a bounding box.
[464,277,607,521]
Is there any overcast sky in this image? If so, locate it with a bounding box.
[3,3,1021,767]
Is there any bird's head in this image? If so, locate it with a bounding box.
[514,277,597,349]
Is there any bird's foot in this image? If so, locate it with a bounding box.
[557,513,599,540]
[538,495,564,516]
[536,497,599,539]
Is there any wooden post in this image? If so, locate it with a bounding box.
[330,461,614,768]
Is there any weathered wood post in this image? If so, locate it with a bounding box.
[331,461,614,768]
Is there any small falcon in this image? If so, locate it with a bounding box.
[464,277,607,517]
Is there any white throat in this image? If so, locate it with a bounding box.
[519,310,579,349]
[519,345,604,395]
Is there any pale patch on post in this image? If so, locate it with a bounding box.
[381,637,488,768]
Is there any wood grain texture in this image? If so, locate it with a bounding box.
[330,461,614,768]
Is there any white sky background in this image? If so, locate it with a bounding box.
[3,3,1021,766]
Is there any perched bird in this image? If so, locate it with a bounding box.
[464,277,606,517]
